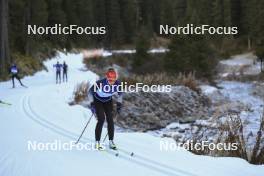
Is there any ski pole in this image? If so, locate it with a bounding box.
[103,133,108,142]
[75,113,93,144]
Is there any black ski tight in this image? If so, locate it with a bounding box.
[11,74,23,87]
[56,71,61,83]
[94,99,114,141]
[63,71,67,82]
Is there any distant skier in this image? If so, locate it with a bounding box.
[89,68,123,150]
[9,63,25,88]
[62,61,68,82]
[53,61,62,84]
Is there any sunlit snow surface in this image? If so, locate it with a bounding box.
[0,52,263,176]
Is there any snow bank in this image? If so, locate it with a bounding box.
[218,52,261,77]
[83,48,169,58]
[200,85,218,95]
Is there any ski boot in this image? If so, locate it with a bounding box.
[109,140,117,150]
[95,141,104,151]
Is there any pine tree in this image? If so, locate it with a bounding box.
[133,28,150,72]
[25,0,49,55]
[105,0,124,47]
[9,0,27,54]
[120,0,137,43]
[62,0,80,48]
[212,0,224,26]
[174,0,187,25]
[93,0,106,46]
[160,0,176,27]
[165,35,216,78]
[138,0,153,36]
[46,0,67,48]
[76,0,95,47]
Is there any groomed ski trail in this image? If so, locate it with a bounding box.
[22,93,197,176]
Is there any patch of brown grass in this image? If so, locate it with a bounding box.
[121,72,200,92]
[70,81,90,105]
[184,112,264,164]
[176,72,200,92]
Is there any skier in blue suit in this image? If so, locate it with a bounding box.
[89,68,123,150]
[53,61,63,84]
[9,64,25,88]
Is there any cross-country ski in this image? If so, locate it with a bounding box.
[0,100,11,106]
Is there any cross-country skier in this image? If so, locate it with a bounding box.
[53,61,62,84]
[62,61,68,82]
[9,63,25,88]
[89,68,123,150]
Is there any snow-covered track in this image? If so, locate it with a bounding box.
[21,94,198,176]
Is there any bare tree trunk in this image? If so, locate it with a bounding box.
[24,0,32,56]
[134,0,140,30]
[247,36,251,50]
[0,0,10,78]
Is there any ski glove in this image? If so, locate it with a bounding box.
[116,102,122,114]
[90,102,96,114]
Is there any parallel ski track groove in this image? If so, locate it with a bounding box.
[22,94,197,176]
